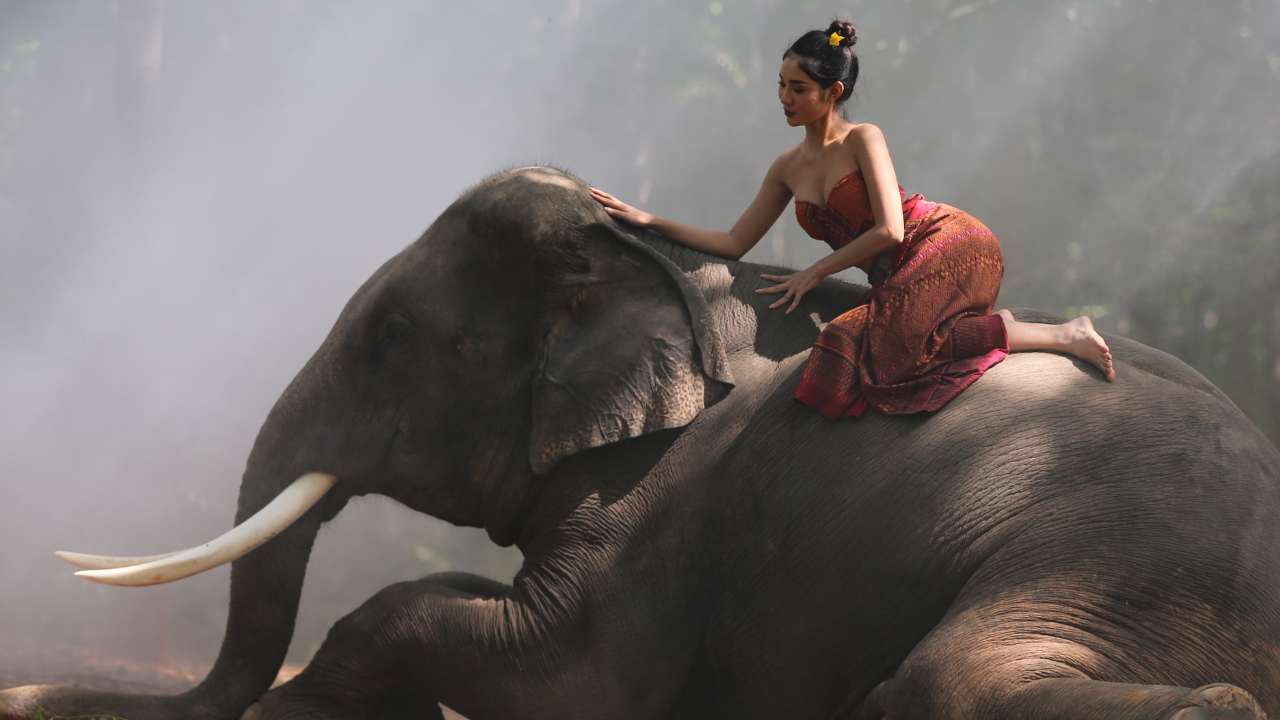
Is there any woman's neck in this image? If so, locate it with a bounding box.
[801,110,853,154]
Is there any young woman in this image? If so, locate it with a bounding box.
[590,20,1115,420]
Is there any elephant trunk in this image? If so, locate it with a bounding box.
[179,468,327,718]
[179,369,351,718]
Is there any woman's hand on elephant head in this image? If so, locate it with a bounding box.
[589,187,655,228]
[757,267,825,314]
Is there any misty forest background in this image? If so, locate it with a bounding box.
[2,0,1277,683]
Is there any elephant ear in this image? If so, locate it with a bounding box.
[529,221,735,474]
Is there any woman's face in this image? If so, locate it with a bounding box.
[777,56,841,127]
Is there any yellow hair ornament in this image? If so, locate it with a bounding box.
[828,31,845,47]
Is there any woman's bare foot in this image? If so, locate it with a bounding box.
[996,309,1117,381]
[1056,316,1116,381]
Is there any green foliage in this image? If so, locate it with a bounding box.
[1063,304,1112,321]
[1124,150,1280,441]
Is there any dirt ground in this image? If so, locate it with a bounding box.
[0,646,202,696]
[0,648,466,719]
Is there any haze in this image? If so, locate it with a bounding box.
[1,0,1276,683]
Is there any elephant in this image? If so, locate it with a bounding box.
[3,165,1279,720]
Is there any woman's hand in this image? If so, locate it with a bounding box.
[757,267,826,314]
[589,187,655,228]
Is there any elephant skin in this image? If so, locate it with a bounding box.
[3,165,1279,720]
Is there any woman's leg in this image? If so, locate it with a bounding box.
[995,309,1116,381]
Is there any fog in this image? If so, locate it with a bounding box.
[2,0,1277,686]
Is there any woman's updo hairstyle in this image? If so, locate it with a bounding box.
[783,20,859,106]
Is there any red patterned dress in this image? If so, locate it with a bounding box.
[792,170,1009,418]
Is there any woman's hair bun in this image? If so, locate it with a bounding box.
[825,20,858,48]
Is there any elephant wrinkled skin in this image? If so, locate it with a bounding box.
[4,166,1279,720]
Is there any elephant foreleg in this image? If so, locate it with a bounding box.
[241,571,647,720]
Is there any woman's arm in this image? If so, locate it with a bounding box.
[590,153,793,261]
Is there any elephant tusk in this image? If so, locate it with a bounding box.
[64,472,337,587]
[55,550,181,569]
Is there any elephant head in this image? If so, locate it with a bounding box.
[1,166,734,720]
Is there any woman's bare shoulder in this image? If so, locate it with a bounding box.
[769,145,804,184]
[774,144,803,168]
[840,122,888,151]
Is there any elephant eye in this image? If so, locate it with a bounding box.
[379,314,413,348]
